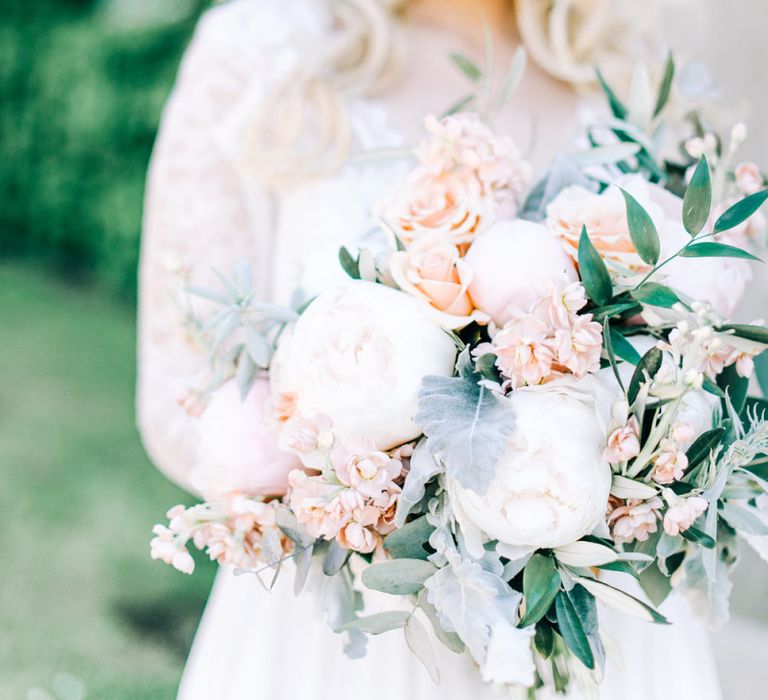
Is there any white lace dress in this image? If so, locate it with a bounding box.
[138,2,723,698]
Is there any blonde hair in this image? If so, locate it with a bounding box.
[244,0,657,187]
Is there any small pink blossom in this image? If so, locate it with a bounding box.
[337,521,377,553]
[670,422,697,447]
[284,414,334,454]
[150,523,196,574]
[417,113,532,209]
[331,437,402,500]
[735,162,764,196]
[608,497,662,544]
[549,281,588,329]
[652,441,689,484]
[663,497,708,537]
[551,313,603,378]
[487,313,555,388]
[288,470,348,540]
[603,416,641,464]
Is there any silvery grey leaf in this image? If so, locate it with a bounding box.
[419,598,465,654]
[244,325,271,367]
[395,440,443,527]
[416,370,516,496]
[340,611,410,635]
[322,539,351,576]
[683,552,732,630]
[234,258,253,297]
[293,542,313,596]
[720,502,768,535]
[235,347,257,399]
[361,559,437,596]
[276,506,315,548]
[424,558,525,675]
[519,155,595,222]
[185,285,230,305]
[250,301,299,322]
[404,615,440,684]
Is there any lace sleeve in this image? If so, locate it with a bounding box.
[137,1,306,491]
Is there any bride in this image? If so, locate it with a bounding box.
[138,0,723,697]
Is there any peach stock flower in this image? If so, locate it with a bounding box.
[485,312,555,389]
[735,162,764,196]
[331,437,402,500]
[551,313,603,378]
[417,113,532,209]
[608,497,662,544]
[390,234,487,329]
[663,497,708,537]
[603,416,641,464]
[652,440,689,485]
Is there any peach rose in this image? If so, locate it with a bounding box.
[382,168,492,247]
[191,378,301,499]
[464,219,578,325]
[390,234,487,329]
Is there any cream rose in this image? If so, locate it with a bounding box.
[448,374,615,551]
[191,378,301,499]
[390,234,487,329]
[382,169,492,247]
[270,281,457,450]
[464,219,578,324]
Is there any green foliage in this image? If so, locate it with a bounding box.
[620,188,660,265]
[0,0,204,300]
[683,157,712,236]
[577,225,612,306]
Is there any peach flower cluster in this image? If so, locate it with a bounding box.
[663,496,708,537]
[668,317,765,382]
[383,113,532,247]
[476,281,603,390]
[287,437,405,554]
[603,415,641,464]
[150,496,286,574]
[608,497,663,544]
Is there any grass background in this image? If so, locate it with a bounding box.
[0,263,215,698]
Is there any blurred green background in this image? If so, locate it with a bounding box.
[0,1,216,697]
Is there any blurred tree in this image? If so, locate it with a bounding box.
[0,0,207,301]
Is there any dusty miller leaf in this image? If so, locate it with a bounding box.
[416,361,516,496]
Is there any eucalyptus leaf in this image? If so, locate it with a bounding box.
[340,611,410,635]
[680,242,761,261]
[338,246,360,279]
[322,539,351,576]
[293,542,313,596]
[638,563,673,607]
[596,68,627,120]
[627,347,663,405]
[718,323,768,344]
[603,318,625,393]
[653,52,675,117]
[384,515,433,561]
[683,157,711,236]
[361,559,436,596]
[680,525,716,549]
[608,327,642,365]
[244,326,271,367]
[404,615,441,683]
[631,282,687,309]
[520,554,561,626]
[571,143,641,168]
[574,576,669,624]
[713,189,768,233]
[578,225,613,306]
[520,156,595,222]
[450,51,483,83]
[416,361,516,496]
[555,591,594,670]
[686,428,725,470]
[591,302,641,322]
[621,188,660,265]
[497,47,526,108]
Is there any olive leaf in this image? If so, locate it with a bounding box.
[621,188,660,265]
[578,225,613,306]
[683,157,711,236]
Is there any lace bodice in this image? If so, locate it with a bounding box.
[137,0,579,491]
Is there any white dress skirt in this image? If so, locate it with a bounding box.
[137,2,724,698]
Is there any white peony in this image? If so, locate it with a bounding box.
[448,374,616,551]
[270,280,457,450]
[464,219,578,324]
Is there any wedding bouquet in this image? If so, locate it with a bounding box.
[151,52,768,696]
